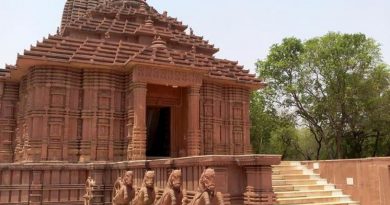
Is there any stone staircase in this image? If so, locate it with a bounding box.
[272,161,359,205]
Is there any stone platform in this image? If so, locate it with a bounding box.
[0,155,280,205]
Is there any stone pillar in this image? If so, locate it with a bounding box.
[0,82,10,162]
[243,166,276,205]
[29,170,43,205]
[0,82,18,162]
[187,85,201,156]
[129,82,147,160]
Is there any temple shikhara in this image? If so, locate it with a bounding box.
[0,1,280,205]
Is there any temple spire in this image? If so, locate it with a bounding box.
[151,36,167,49]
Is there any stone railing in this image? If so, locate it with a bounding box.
[0,155,280,205]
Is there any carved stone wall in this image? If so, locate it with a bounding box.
[5,67,253,162]
[0,82,18,162]
[200,82,251,155]
[15,67,83,162]
[80,70,126,162]
[13,67,128,162]
[0,155,280,205]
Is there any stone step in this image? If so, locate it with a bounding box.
[272,175,284,180]
[279,161,302,166]
[276,195,351,204]
[311,202,359,205]
[276,189,342,198]
[273,184,335,192]
[273,169,304,175]
[272,161,359,205]
[278,201,360,205]
[273,173,320,180]
[273,165,302,170]
[273,179,327,186]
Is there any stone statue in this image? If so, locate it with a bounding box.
[188,168,224,205]
[112,171,136,205]
[133,171,156,205]
[156,170,188,205]
[83,176,96,205]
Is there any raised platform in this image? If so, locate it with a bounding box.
[0,154,280,205]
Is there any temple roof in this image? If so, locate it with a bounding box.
[2,0,263,87]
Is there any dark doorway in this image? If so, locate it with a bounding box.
[146,107,171,158]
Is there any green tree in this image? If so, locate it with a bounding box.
[250,90,320,160]
[250,91,270,153]
[250,91,297,155]
[257,32,390,159]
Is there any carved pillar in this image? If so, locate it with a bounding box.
[243,166,276,205]
[0,82,18,162]
[187,85,201,156]
[29,170,43,205]
[129,82,147,160]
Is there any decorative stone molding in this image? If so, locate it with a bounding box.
[132,67,203,87]
[129,82,147,160]
[187,85,201,156]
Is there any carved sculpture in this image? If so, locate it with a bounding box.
[14,127,22,161]
[83,176,96,205]
[189,168,224,205]
[112,171,136,205]
[156,170,188,205]
[133,171,157,205]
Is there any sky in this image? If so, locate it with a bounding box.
[0,0,389,73]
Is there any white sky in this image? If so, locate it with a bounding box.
[0,0,389,73]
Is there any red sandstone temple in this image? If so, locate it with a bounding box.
[0,0,264,163]
[0,1,279,204]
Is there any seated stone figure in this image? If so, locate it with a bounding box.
[189,169,224,205]
[112,171,136,205]
[156,170,188,205]
[133,171,157,205]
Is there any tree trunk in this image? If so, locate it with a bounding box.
[372,131,380,157]
[316,141,322,160]
[336,136,342,159]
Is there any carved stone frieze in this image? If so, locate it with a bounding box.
[132,67,203,87]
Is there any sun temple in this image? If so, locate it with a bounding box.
[0,0,280,204]
[1,0,263,163]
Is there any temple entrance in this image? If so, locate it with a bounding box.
[146,106,171,158]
